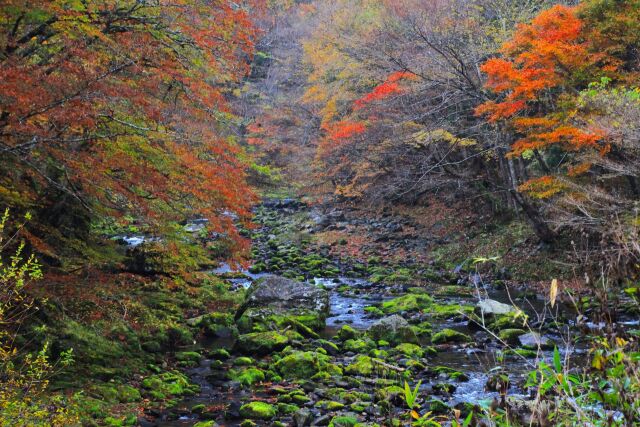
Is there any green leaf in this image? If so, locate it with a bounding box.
[553,347,562,373]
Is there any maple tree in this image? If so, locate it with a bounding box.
[0,0,260,261]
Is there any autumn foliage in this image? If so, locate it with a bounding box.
[0,0,260,260]
[475,4,622,197]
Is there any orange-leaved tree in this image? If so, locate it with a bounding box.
[475,4,618,198]
[0,0,261,262]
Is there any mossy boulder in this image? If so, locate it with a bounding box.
[430,304,474,320]
[175,351,202,366]
[234,275,329,325]
[336,325,359,341]
[141,371,198,398]
[431,328,471,344]
[274,351,339,379]
[345,355,376,376]
[234,331,289,355]
[431,366,469,381]
[366,315,418,345]
[342,338,375,353]
[239,401,276,420]
[394,343,424,358]
[228,367,266,387]
[380,294,433,314]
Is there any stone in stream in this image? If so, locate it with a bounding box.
[475,299,517,316]
[366,315,419,345]
[518,332,554,350]
[234,275,329,329]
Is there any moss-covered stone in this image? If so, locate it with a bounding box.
[336,325,359,341]
[430,304,474,320]
[498,328,527,345]
[233,356,254,366]
[343,338,375,353]
[345,355,376,376]
[141,371,198,398]
[431,366,469,381]
[366,315,418,345]
[431,328,471,344]
[380,294,433,314]
[228,367,266,387]
[393,343,424,358]
[329,416,358,427]
[234,331,289,355]
[239,401,276,420]
[274,351,338,379]
[175,351,202,366]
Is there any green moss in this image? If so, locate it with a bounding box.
[234,331,289,355]
[277,403,299,414]
[394,343,424,358]
[498,328,527,344]
[210,348,231,360]
[343,338,375,353]
[380,294,433,314]
[239,401,277,420]
[336,325,359,341]
[329,416,358,427]
[315,400,345,410]
[141,371,198,397]
[116,384,141,403]
[345,355,376,376]
[229,367,266,387]
[233,356,254,366]
[431,366,469,381]
[430,304,474,320]
[375,385,404,402]
[274,351,337,379]
[431,328,471,344]
[175,351,202,366]
[364,306,384,317]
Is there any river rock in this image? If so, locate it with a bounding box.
[475,299,516,316]
[234,275,329,322]
[518,332,554,349]
[366,315,419,345]
[294,408,313,427]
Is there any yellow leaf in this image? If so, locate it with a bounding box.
[550,278,558,308]
[411,410,419,420]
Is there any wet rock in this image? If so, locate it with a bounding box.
[366,315,419,345]
[518,332,554,350]
[486,372,510,393]
[311,414,332,426]
[431,328,471,344]
[239,401,276,420]
[235,275,329,323]
[498,328,527,345]
[294,408,313,427]
[475,299,516,316]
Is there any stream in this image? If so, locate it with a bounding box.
[142,202,618,426]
